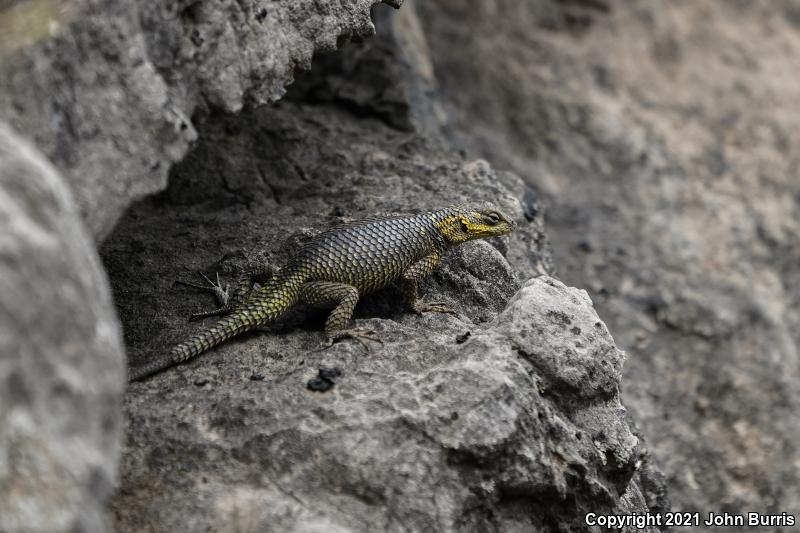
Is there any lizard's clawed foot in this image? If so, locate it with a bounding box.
[174,271,231,305]
[412,300,457,315]
[173,271,231,321]
[318,327,383,351]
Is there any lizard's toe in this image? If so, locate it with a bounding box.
[317,337,335,350]
[173,278,207,291]
[322,327,383,351]
[188,307,228,322]
[413,300,457,315]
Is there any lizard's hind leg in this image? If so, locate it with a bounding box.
[173,271,232,320]
[174,263,275,321]
[300,281,382,350]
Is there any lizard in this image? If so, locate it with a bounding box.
[128,204,515,382]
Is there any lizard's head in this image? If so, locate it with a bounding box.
[435,204,516,244]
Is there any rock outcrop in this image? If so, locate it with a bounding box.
[0,124,125,533]
[415,0,800,524]
[0,0,402,239]
[15,0,799,531]
[104,95,663,531]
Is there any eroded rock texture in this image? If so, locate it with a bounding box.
[0,0,402,239]
[415,0,800,526]
[0,123,125,533]
[103,67,662,530]
[17,0,787,529]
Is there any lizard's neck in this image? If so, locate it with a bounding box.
[428,207,467,249]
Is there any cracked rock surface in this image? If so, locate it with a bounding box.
[4,0,796,529]
[0,0,401,239]
[1,0,679,530]
[103,89,663,530]
[416,0,800,525]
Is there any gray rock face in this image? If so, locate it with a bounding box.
[0,123,125,533]
[1,0,672,529]
[103,89,663,531]
[114,274,647,532]
[415,0,800,524]
[0,0,401,239]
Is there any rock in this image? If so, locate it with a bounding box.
[103,81,661,529]
[0,0,403,240]
[0,0,673,529]
[287,4,440,135]
[0,123,125,533]
[415,0,800,521]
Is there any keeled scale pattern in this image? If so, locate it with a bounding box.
[128,206,492,381]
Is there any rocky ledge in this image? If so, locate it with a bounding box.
[103,98,665,532]
[0,1,673,532]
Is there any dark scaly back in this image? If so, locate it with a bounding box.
[286,209,454,295]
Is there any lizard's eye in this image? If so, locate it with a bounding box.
[485,212,501,225]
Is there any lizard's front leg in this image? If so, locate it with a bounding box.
[300,281,382,349]
[403,253,457,315]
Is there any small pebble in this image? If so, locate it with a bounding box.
[576,239,593,253]
[318,367,342,381]
[307,377,335,392]
[307,367,343,392]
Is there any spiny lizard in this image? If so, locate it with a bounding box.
[128,204,515,381]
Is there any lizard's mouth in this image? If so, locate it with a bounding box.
[470,223,514,239]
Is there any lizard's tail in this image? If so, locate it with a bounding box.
[127,358,172,382]
[128,275,304,383]
[128,310,260,382]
